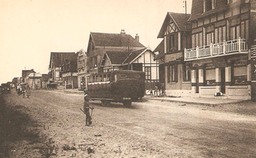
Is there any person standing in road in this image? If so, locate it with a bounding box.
[83,89,93,126]
[17,83,22,96]
[21,83,26,98]
[26,84,31,98]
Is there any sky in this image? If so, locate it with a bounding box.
[0,0,192,84]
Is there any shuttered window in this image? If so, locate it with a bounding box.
[169,64,178,82]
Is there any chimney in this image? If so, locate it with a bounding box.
[120,29,126,34]
[135,34,139,42]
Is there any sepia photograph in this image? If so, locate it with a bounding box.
[1,0,256,157]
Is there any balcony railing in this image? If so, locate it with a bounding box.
[184,38,247,61]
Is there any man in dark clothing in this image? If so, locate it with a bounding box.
[83,90,93,126]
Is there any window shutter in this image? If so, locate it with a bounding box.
[174,34,178,51]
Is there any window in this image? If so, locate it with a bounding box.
[169,64,178,82]
[241,20,249,40]
[230,25,240,40]
[204,0,216,12]
[214,26,226,43]
[192,32,203,48]
[205,69,216,85]
[232,65,247,85]
[168,34,176,52]
[205,25,214,45]
[206,32,214,45]
[144,66,151,80]
[183,64,191,81]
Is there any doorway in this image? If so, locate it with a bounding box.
[220,68,225,94]
[195,67,199,93]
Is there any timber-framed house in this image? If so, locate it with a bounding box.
[86,31,159,88]
[155,12,191,96]
[185,0,256,99]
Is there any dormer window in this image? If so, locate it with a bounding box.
[204,0,216,12]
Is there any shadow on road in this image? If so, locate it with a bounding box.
[0,94,54,158]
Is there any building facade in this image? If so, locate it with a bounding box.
[41,74,49,89]
[48,52,76,86]
[26,72,42,90]
[77,49,88,90]
[155,12,192,96]
[184,0,256,100]
[61,53,78,89]
[22,69,35,83]
[100,48,159,89]
[86,30,152,84]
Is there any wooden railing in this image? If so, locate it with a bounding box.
[184,38,247,61]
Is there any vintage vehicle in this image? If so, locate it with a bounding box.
[87,70,145,106]
[1,83,11,94]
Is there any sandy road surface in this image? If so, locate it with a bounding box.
[1,90,256,158]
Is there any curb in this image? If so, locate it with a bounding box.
[145,96,246,106]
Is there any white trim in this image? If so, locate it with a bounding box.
[129,48,148,64]
[88,81,110,85]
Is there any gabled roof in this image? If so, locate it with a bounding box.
[49,52,76,68]
[157,12,191,38]
[123,48,148,64]
[153,40,165,60]
[90,32,145,48]
[103,48,149,66]
[105,51,131,65]
[153,40,164,53]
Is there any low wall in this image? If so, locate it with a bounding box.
[165,90,193,97]
[226,85,251,100]
[199,86,217,97]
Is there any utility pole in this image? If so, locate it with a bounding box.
[183,0,188,47]
[183,0,187,15]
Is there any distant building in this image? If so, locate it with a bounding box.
[86,31,145,82]
[41,74,49,89]
[101,48,159,87]
[48,52,76,86]
[86,30,158,88]
[22,69,35,83]
[77,49,88,90]
[61,53,78,89]
[26,72,42,89]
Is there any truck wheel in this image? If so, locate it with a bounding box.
[123,101,132,107]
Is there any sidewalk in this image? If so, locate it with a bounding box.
[63,89,84,94]
[144,95,247,106]
[62,89,246,106]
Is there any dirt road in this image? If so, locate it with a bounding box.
[1,90,256,157]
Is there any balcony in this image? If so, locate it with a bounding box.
[184,38,248,61]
